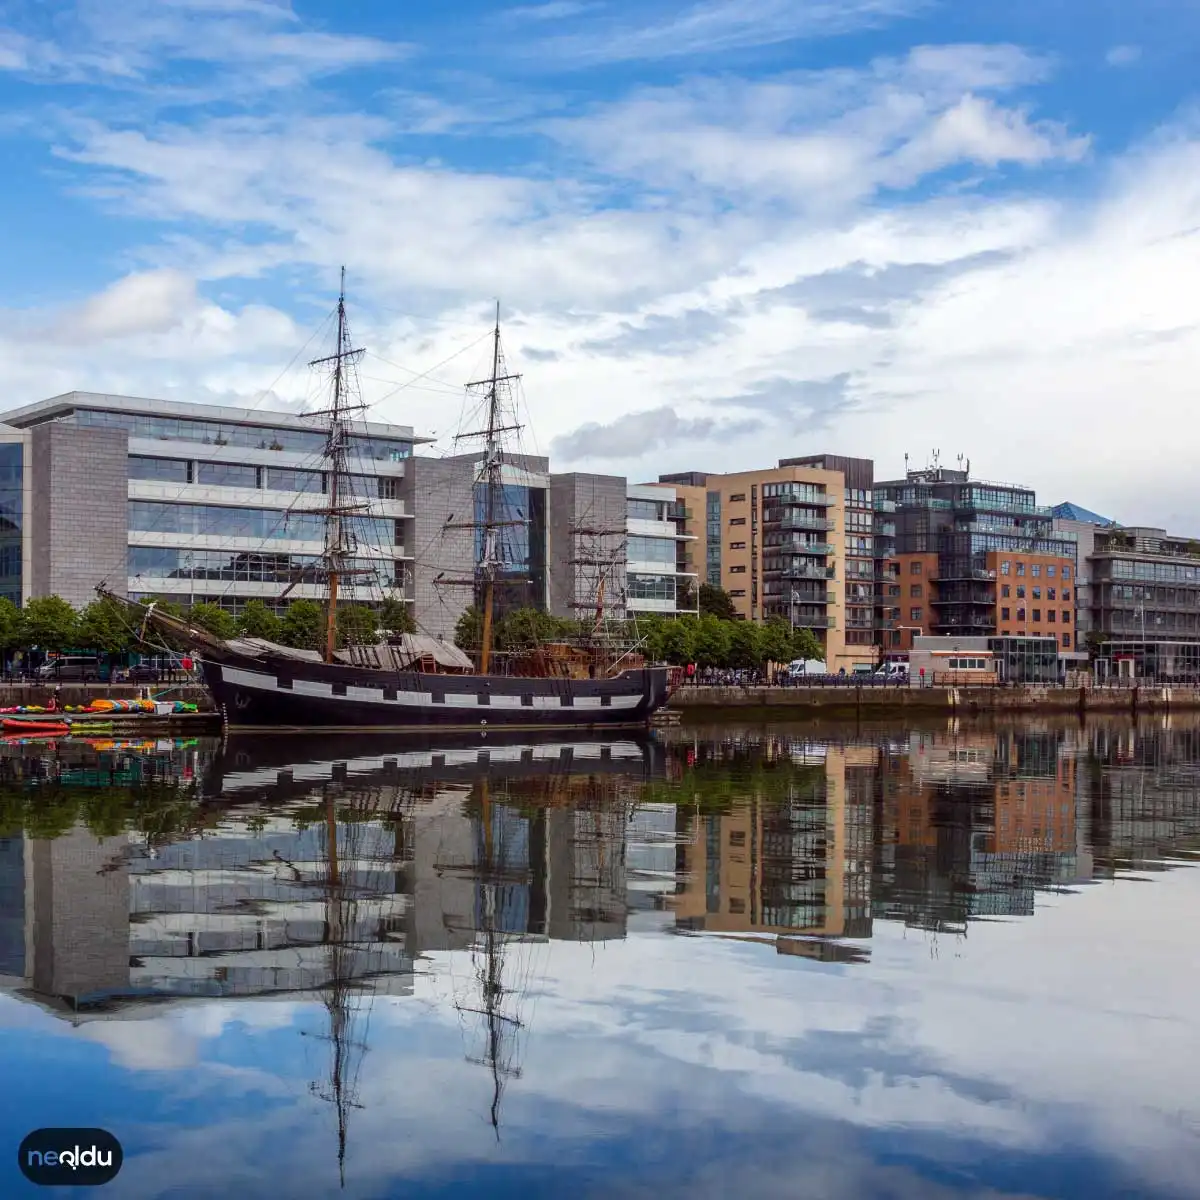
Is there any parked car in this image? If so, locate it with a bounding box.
[35,655,104,682]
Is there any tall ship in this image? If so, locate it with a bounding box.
[105,274,671,731]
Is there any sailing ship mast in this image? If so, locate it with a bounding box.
[308,267,370,664]
[454,304,524,675]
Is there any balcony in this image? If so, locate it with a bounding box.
[930,594,995,606]
[873,497,897,513]
[768,514,836,533]
[876,522,896,538]
[792,615,835,629]
[937,569,996,582]
[774,493,835,508]
[667,504,693,521]
[767,565,837,582]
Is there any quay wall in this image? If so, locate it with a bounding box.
[0,684,214,710]
[667,685,1200,716]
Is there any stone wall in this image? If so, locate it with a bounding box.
[31,424,129,607]
[548,472,627,620]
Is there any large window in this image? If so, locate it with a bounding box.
[128,547,406,587]
[129,456,191,483]
[0,443,21,606]
[627,536,676,565]
[347,434,412,462]
[265,468,324,493]
[197,462,259,489]
[76,409,329,454]
[627,498,664,522]
[627,574,676,602]
[130,501,326,542]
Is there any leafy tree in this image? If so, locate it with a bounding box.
[77,597,132,654]
[337,603,379,648]
[497,607,562,650]
[22,595,79,652]
[454,605,483,655]
[187,602,237,640]
[759,618,796,666]
[790,626,824,663]
[238,599,282,642]
[0,597,23,651]
[725,619,761,669]
[692,614,732,668]
[657,617,696,665]
[147,596,187,619]
[698,583,737,621]
[379,597,416,636]
[279,600,325,651]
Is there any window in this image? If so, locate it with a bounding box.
[1001,607,1011,620]
[1047,566,1057,577]
[1047,610,1056,622]
[1017,585,1026,598]
[1063,589,1072,601]
[729,541,746,550]
[729,517,746,526]
[129,455,191,483]
[1016,563,1026,576]
[1063,566,1071,579]
[378,476,400,501]
[1032,564,1041,577]
[1001,560,1011,575]
[729,588,746,597]
[1017,608,1026,621]
[264,467,323,493]
[1063,610,1071,623]
[1047,587,1056,600]
[627,498,663,521]
[729,830,746,847]
[627,574,676,602]
[1001,584,1011,598]
[1032,609,1041,622]
[729,565,746,574]
[1032,587,1041,600]
[910,584,923,598]
[1062,633,1071,648]
[910,561,923,575]
[196,462,259,489]
[910,607,922,622]
[729,493,746,502]
[627,536,676,565]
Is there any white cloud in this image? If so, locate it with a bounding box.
[55,269,199,342]
[1106,44,1142,67]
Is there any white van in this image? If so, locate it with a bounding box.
[786,659,827,678]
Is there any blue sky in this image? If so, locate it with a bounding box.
[0,0,1198,524]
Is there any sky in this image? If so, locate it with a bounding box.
[0,0,1198,527]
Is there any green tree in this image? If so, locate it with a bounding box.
[0,597,23,651]
[187,602,237,640]
[759,618,796,667]
[692,614,732,668]
[22,595,79,652]
[337,603,379,647]
[454,605,483,655]
[497,607,562,650]
[238,599,282,642]
[698,583,737,620]
[147,596,187,618]
[657,618,696,665]
[726,619,761,669]
[379,597,416,636]
[76,597,132,654]
[790,626,824,663]
[279,600,325,651]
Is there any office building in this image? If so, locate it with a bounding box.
[1088,525,1200,680]
[0,392,424,613]
[624,483,698,617]
[876,464,1077,651]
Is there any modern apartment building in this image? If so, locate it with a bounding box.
[0,392,424,613]
[624,483,698,617]
[876,464,1077,650]
[658,463,858,669]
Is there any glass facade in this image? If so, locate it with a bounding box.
[627,535,676,565]
[0,836,23,977]
[130,456,191,483]
[628,574,677,602]
[129,547,406,587]
[706,491,721,586]
[473,483,547,614]
[0,444,22,605]
[130,502,402,547]
[76,408,329,454]
[627,498,666,522]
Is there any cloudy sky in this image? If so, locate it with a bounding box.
[1,0,1198,526]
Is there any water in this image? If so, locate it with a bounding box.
[1,718,1198,1199]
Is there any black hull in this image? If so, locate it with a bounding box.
[202,654,670,732]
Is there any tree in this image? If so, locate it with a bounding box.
[657,618,696,665]
[497,607,562,651]
[22,595,78,652]
[454,605,482,655]
[699,583,737,621]
[759,618,795,667]
[692,614,732,668]
[790,626,824,663]
[238,599,282,642]
[726,619,761,669]
[337,603,378,648]
[188,602,237,640]
[0,598,23,652]
[379,597,416,636]
[279,600,324,651]
[77,597,132,654]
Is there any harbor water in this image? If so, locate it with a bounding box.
[1,716,1198,1198]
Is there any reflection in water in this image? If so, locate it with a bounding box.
[0,721,1199,1195]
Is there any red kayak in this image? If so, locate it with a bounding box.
[2,719,70,735]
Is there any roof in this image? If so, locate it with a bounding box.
[1052,502,1114,525]
[0,390,431,442]
[389,634,474,671]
